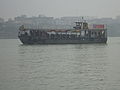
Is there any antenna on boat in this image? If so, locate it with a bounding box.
[81,16,84,22]
[82,16,86,22]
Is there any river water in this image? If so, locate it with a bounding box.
[0,37,120,90]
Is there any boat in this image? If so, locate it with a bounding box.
[18,20,107,44]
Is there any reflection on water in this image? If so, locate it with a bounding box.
[0,38,120,90]
[17,43,108,90]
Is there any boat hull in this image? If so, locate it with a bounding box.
[19,35,107,44]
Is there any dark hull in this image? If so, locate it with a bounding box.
[19,36,107,44]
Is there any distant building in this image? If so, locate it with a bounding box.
[0,18,4,23]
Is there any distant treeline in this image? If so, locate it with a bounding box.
[0,15,120,39]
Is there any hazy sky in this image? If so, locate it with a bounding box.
[0,0,120,19]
